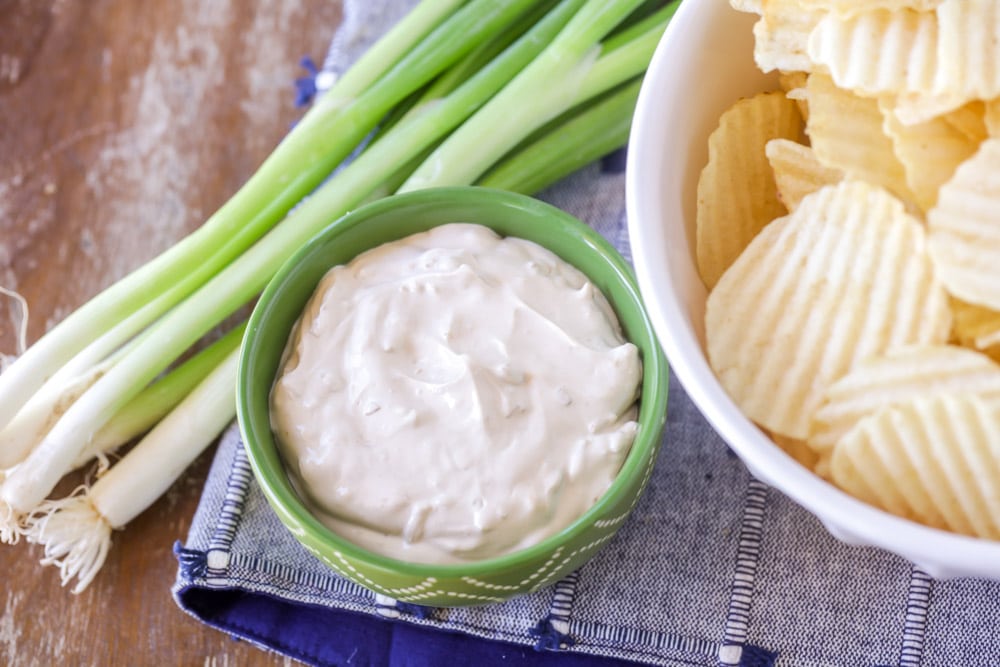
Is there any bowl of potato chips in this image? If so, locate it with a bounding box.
[627,0,1000,578]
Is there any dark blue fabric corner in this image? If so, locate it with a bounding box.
[175,585,651,667]
[737,644,779,667]
[174,541,208,579]
[529,616,577,651]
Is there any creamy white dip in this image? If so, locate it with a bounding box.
[270,223,641,564]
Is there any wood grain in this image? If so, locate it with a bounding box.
[0,0,341,664]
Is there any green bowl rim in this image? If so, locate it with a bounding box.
[237,185,669,578]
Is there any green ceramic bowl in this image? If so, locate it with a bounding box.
[238,186,669,606]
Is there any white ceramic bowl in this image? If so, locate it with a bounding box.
[626,0,1000,579]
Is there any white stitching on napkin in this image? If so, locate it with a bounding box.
[202,443,255,583]
[899,567,934,667]
[719,478,769,665]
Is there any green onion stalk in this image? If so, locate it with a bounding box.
[2,0,679,590]
[0,0,529,436]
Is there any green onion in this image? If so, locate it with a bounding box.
[0,338,139,474]
[28,345,242,593]
[475,2,679,194]
[0,0,535,434]
[398,0,650,191]
[76,323,247,473]
[477,78,643,195]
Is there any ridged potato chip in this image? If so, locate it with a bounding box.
[696,92,803,289]
[723,0,1000,538]
[778,70,810,120]
[809,8,939,97]
[778,70,808,94]
[706,180,951,439]
[765,138,844,212]
[771,432,821,469]
[986,98,1000,136]
[881,102,982,212]
[830,393,1000,539]
[795,0,942,13]
[806,73,915,203]
[936,0,1000,100]
[808,2,1000,102]
[942,101,989,144]
[730,0,763,13]
[927,138,1000,311]
[754,0,826,73]
[950,298,1000,353]
[888,90,969,126]
[809,345,1000,454]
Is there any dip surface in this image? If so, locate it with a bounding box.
[270,223,641,563]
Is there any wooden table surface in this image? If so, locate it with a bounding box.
[0,1,343,664]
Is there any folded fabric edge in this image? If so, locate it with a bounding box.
[170,574,675,667]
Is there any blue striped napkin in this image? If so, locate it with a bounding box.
[172,2,1000,665]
